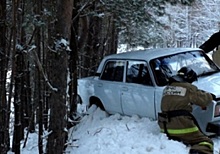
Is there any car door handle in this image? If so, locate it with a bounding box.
[122,87,128,91]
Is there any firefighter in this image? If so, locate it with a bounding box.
[158,67,214,154]
[199,30,220,53]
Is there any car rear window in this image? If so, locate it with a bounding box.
[100,60,125,82]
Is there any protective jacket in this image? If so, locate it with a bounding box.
[158,81,214,154]
[199,31,220,53]
[212,46,220,67]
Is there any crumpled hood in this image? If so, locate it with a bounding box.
[193,72,220,98]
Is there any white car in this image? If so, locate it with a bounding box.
[78,48,220,136]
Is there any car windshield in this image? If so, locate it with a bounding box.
[150,50,220,86]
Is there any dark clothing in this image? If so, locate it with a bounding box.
[158,82,213,154]
[199,31,220,53]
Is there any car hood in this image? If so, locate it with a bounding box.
[193,72,220,98]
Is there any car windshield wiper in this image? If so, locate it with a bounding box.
[197,70,220,77]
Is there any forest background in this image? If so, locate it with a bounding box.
[0,0,219,154]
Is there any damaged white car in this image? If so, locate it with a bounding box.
[78,48,220,136]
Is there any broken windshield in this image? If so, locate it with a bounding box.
[150,50,219,86]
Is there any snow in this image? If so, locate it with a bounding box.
[9,105,220,154]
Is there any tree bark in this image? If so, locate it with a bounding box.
[68,0,80,119]
[0,0,9,153]
[11,0,22,153]
[46,0,73,153]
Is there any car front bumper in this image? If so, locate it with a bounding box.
[206,122,220,135]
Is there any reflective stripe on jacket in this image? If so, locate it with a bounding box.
[160,126,199,135]
[198,142,213,150]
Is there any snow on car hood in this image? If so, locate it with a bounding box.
[193,72,220,98]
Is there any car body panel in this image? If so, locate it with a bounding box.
[194,72,220,98]
[120,83,156,118]
[94,79,124,114]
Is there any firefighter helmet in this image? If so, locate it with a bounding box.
[170,67,197,83]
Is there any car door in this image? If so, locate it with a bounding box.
[120,60,156,119]
[95,60,125,114]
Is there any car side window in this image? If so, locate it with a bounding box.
[100,60,125,82]
[126,61,153,86]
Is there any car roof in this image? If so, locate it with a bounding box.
[104,47,202,61]
[97,48,203,73]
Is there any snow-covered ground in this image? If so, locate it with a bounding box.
[66,106,189,154]
[65,105,220,154]
[10,105,220,154]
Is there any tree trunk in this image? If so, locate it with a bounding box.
[33,0,44,153]
[11,0,21,153]
[46,0,73,153]
[12,53,25,154]
[0,0,9,153]
[68,0,80,120]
